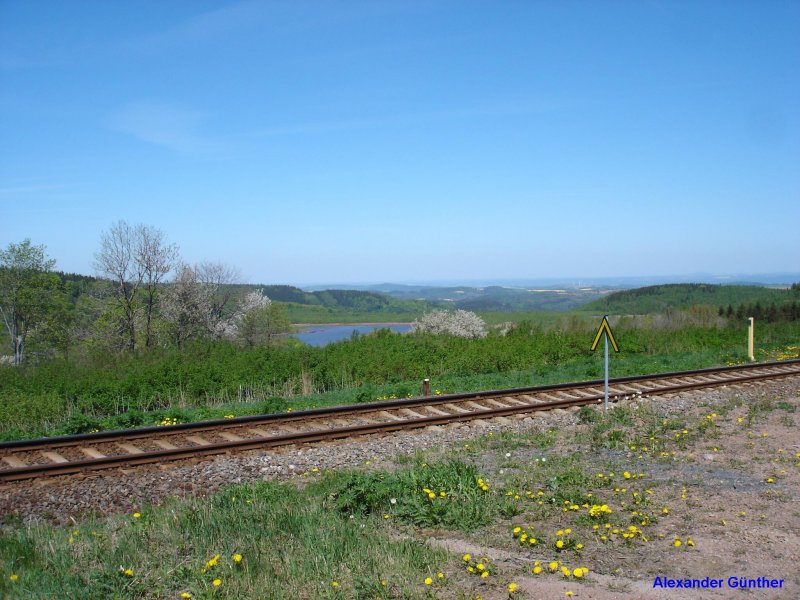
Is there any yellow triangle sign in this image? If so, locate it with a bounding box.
[591,316,619,352]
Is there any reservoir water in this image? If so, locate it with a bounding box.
[293,323,412,347]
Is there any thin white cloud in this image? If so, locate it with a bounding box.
[106,101,227,157]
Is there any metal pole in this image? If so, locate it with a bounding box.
[604,333,609,410]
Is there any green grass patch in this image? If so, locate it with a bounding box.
[0,477,452,599]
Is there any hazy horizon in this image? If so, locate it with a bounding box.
[2,1,798,283]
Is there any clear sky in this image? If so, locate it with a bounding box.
[1,0,798,285]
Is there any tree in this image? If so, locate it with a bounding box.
[138,226,178,348]
[160,264,213,348]
[93,221,143,351]
[237,301,291,347]
[195,260,240,326]
[410,309,487,338]
[0,239,59,364]
[93,221,178,351]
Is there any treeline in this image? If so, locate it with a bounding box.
[583,283,800,315]
[0,226,294,365]
[718,301,800,323]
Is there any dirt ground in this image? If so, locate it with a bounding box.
[421,380,800,600]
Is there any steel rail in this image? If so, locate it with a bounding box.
[3,359,798,452]
[1,360,799,482]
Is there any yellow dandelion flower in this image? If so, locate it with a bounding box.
[566,591,574,597]
[132,512,141,519]
[480,571,489,578]
[561,566,571,577]
[424,577,433,585]
[673,539,682,547]
[533,566,542,574]
[123,568,134,577]
[181,594,192,599]
[437,572,444,579]
[233,553,242,563]
[476,563,485,571]
[10,574,19,582]
[556,540,564,549]
[574,568,584,578]
[331,581,339,587]
[463,554,471,561]
[212,579,221,587]
[509,582,518,592]
[565,528,572,534]
[549,561,559,571]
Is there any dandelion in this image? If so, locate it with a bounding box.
[123,568,134,577]
[9,574,19,582]
[476,563,485,572]
[331,581,339,587]
[566,592,574,597]
[480,571,489,578]
[212,579,222,587]
[673,539,682,547]
[549,561,559,572]
[132,512,141,519]
[533,566,542,574]
[233,553,242,563]
[437,572,445,579]
[181,594,192,599]
[463,554,471,561]
[424,577,433,585]
[509,582,518,592]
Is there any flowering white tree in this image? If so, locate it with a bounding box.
[410,309,487,338]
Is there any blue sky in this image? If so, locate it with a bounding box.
[1,0,798,285]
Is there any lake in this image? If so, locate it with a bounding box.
[293,323,412,347]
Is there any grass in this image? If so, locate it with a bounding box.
[0,476,452,600]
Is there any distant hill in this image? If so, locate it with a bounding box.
[581,283,800,315]
[311,284,620,312]
[255,285,428,316]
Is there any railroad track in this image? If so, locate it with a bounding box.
[2,360,799,483]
